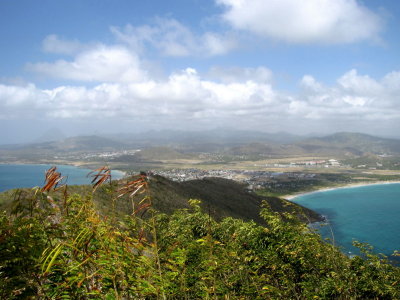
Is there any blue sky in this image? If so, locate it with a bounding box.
[0,0,399,143]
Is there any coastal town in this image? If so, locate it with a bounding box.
[145,159,342,191]
[149,167,349,194]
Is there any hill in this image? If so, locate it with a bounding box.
[229,132,400,157]
[0,173,321,224]
[104,128,304,147]
[226,142,306,157]
[52,135,127,152]
[1,131,400,165]
[0,135,127,151]
[296,132,400,156]
[96,130,400,156]
[146,175,322,223]
[1,172,399,298]
[0,135,129,162]
[135,147,191,160]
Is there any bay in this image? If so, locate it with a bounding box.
[0,164,125,192]
[293,183,400,258]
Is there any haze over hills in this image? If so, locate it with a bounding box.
[0,129,305,147]
[295,132,400,156]
[32,128,67,143]
[1,131,400,164]
[0,135,126,152]
[222,132,400,157]
[103,129,305,148]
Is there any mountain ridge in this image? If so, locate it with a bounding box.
[1,131,399,162]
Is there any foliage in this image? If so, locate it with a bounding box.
[1,167,400,299]
[342,155,400,170]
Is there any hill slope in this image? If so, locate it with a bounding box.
[92,175,322,224]
[1,132,400,163]
[0,175,322,224]
[296,132,400,156]
[1,172,399,299]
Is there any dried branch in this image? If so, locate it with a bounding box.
[116,174,150,215]
[41,166,65,192]
[87,166,111,192]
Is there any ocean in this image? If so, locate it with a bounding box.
[292,183,400,259]
[0,164,125,192]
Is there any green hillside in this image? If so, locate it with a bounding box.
[1,169,400,299]
[146,175,321,223]
[0,174,320,224]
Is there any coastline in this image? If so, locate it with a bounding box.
[284,181,400,201]
[66,162,128,180]
[0,162,127,180]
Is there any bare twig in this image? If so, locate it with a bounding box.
[87,166,111,192]
[41,167,65,192]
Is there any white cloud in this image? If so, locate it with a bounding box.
[0,67,277,120]
[208,66,272,83]
[298,70,400,121]
[42,34,84,55]
[1,69,399,134]
[300,75,323,92]
[111,18,237,57]
[342,95,367,107]
[382,71,400,90]
[337,69,382,95]
[27,45,146,83]
[216,0,383,44]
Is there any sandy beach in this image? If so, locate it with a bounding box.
[284,181,400,201]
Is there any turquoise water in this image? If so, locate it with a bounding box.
[293,183,400,258]
[0,164,125,192]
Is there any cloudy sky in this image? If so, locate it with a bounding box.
[1,0,399,144]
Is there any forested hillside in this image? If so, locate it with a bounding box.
[1,167,399,299]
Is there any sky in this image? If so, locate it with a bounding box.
[0,0,399,144]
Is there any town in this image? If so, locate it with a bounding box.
[150,168,344,195]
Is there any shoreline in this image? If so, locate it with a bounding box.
[284,181,400,201]
[0,162,127,180]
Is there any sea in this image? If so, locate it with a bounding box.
[0,164,125,192]
[292,183,400,260]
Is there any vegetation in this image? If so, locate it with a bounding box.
[2,132,400,170]
[1,167,400,299]
[256,173,353,196]
[342,155,400,170]
[0,174,323,225]
[257,172,400,197]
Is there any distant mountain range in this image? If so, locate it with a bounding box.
[295,132,400,156]
[0,135,125,152]
[104,129,305,147]
[0,131,399,161]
